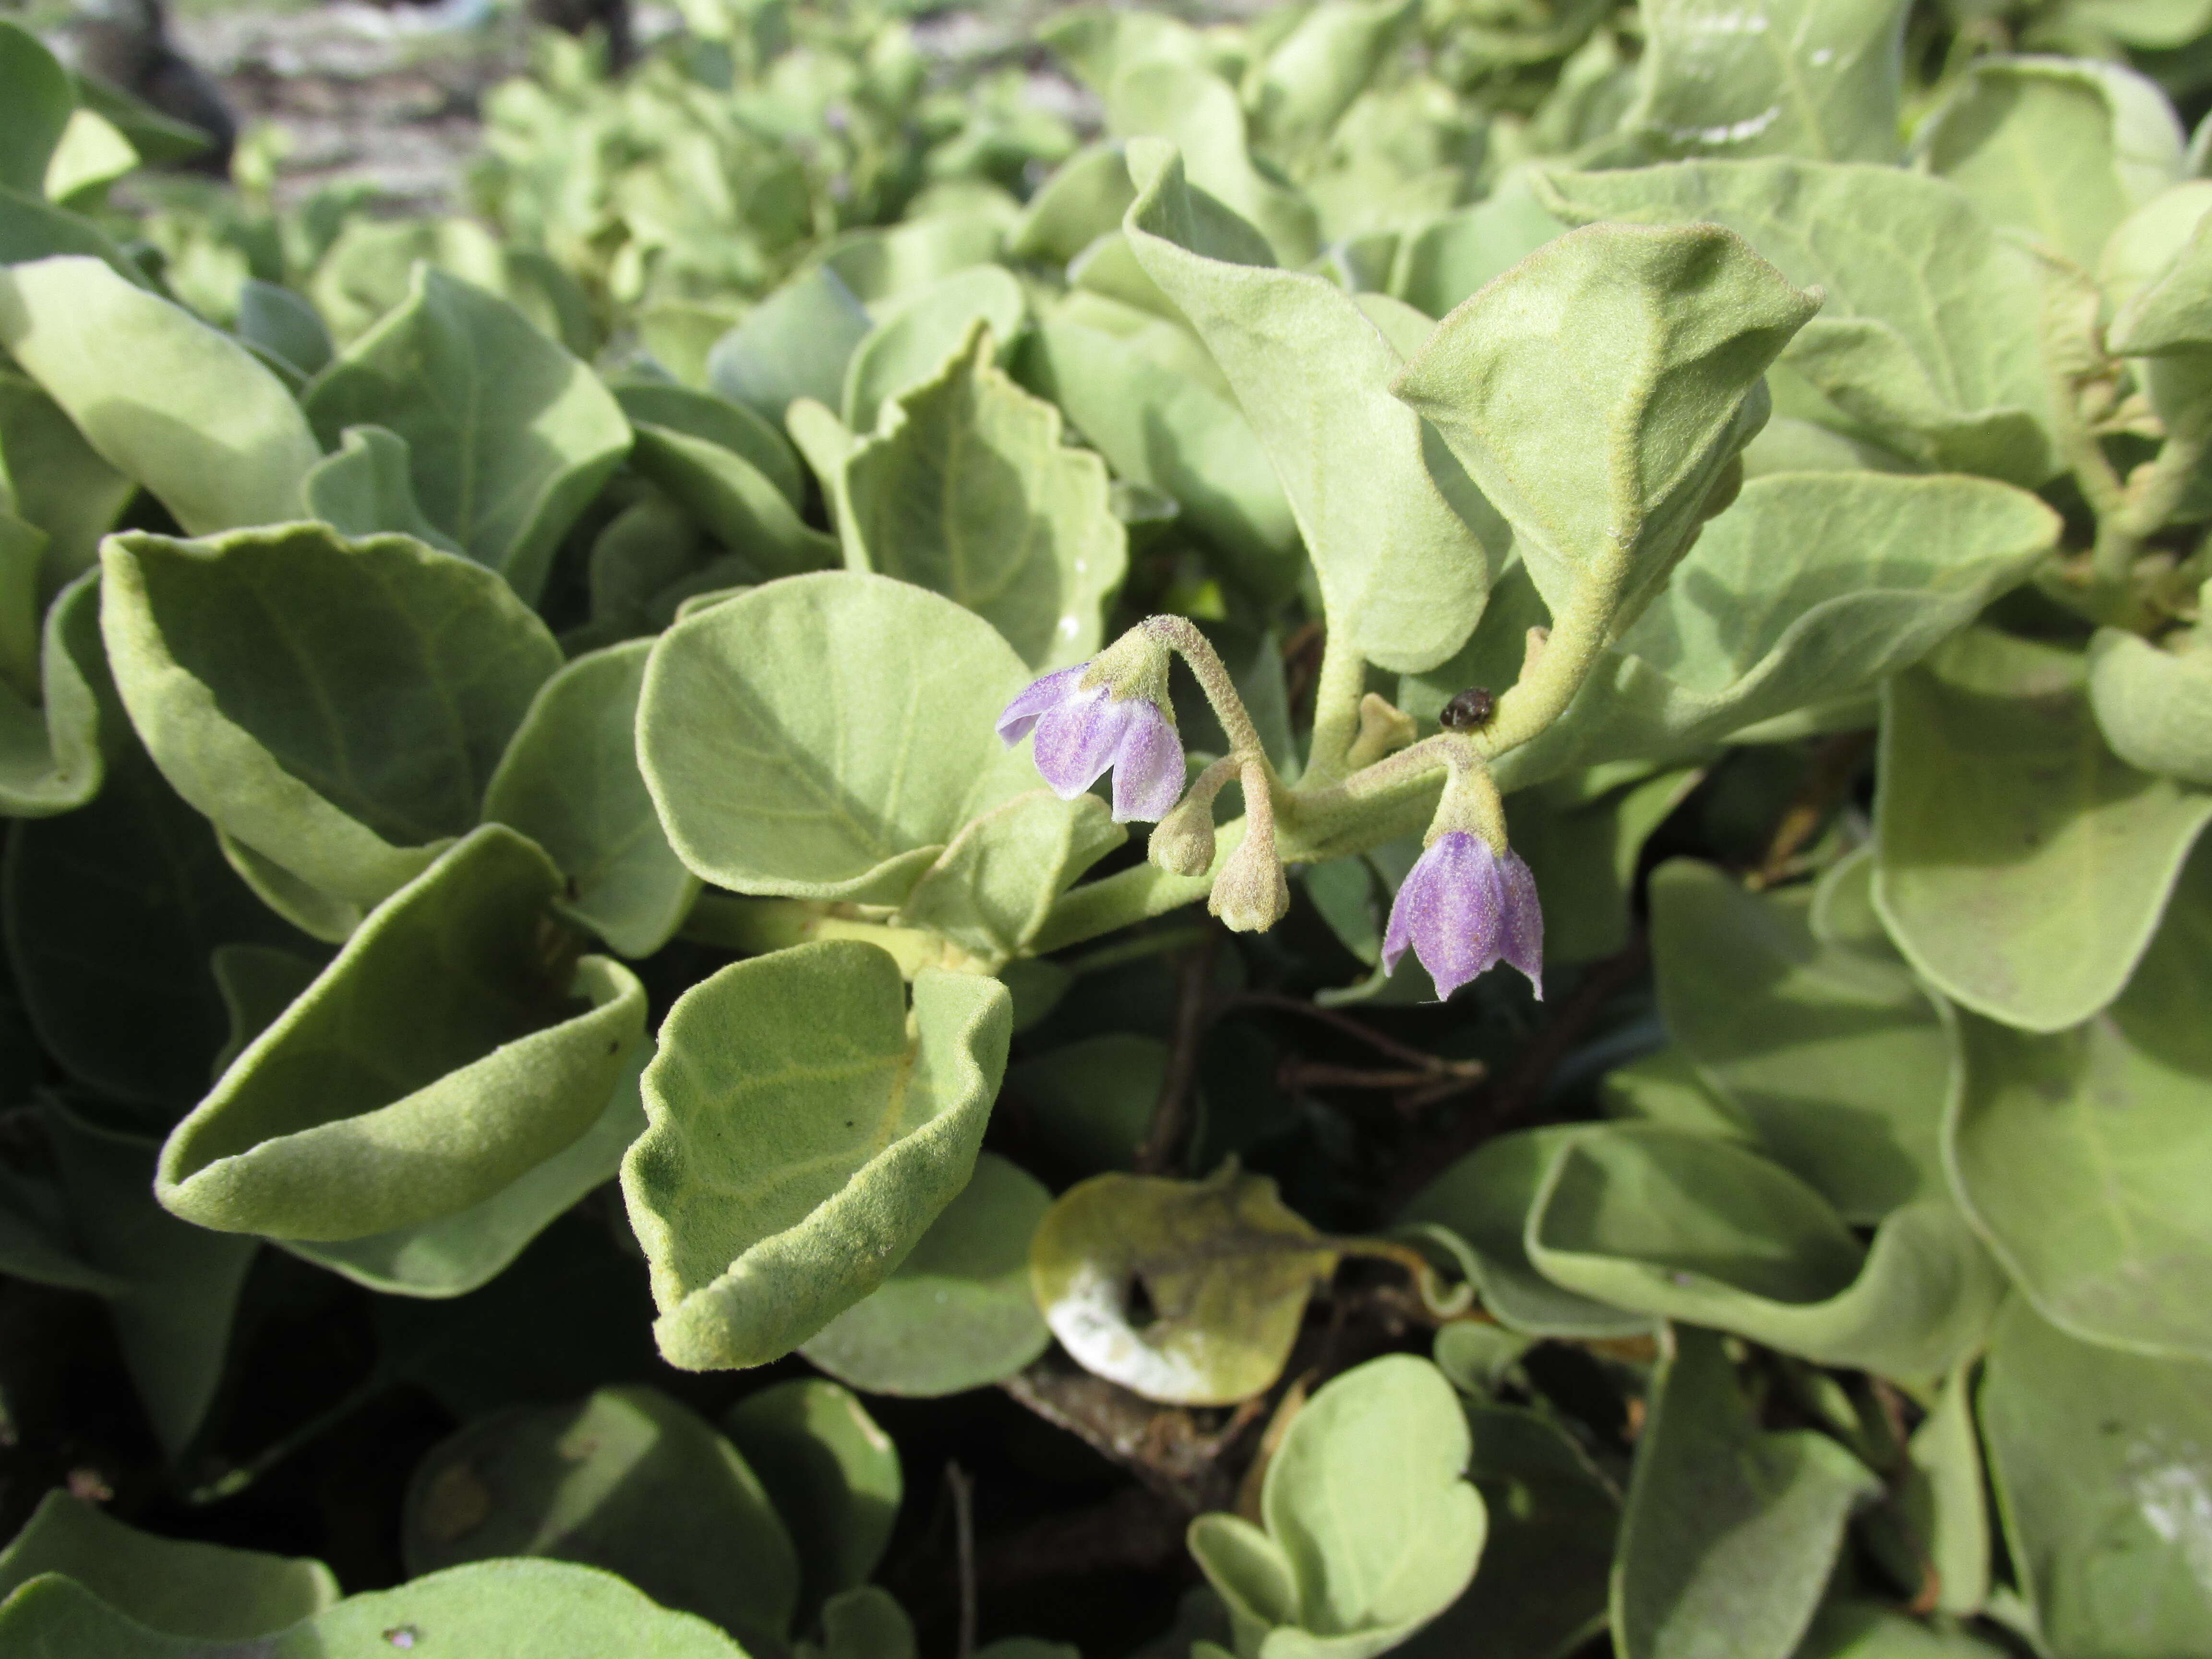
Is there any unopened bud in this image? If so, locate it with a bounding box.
[1149,793,1217,877]
[1208,830,1289,934]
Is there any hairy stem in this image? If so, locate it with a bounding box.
[1142,614,1273,774]
[1300,631,1370,787]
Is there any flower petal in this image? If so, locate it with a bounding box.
[1109,702,1186,821]
[997,664,1088,745]
[1031,685,1131,798]
[1496,850,1545,1000]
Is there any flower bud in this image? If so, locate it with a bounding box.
[1208,830,1289,934]
[1148,792,1217,877]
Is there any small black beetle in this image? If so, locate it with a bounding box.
[1438,686,1496,730]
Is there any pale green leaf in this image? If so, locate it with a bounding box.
[1875,627,2212,1032]
[302,425,464,553]
[156,825,647,1240]
[637,571,1048,904]
[1945,843,2212,1360]
[722,1378,902,1608]
[301,267,632,602]
[235,279,333,381]
[840,323,1126,670]
[101,523,563,914]
[1979,1298,2212,1657]
[403,1384,797,1649]
[799,1151,1051,1396]
[630,420,840,579]
[1628,0,1908,165]
[620,941,1011,1370]
[1125,141,1494,675]
[842,264,1027,435]
[706,267,873,425]
[1109,64,1318,266]
[0,1492,336,1639]
[1536,161,2056,483]
[1614,1326,1881,1659]
[895,790,1125,969]
[0,21,75,197]
[0,566,114,817]
[1386,172,1568,319]
[483,638,698,959]
[0,255,318,535]
[0,368,133,594]
[2086,627,2212,785]
[1393,221,1814,637]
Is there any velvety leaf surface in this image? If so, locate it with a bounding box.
[612,378,804,508]
[1946,843,2212,1359]
[0,369,134,593]
[722,1378,902,1610]
[637,571,1046,903]
[706,267,874,424]
[101,523,563,915]
[1875,628,2212,1032]
[482,639,698,960]
[1613,1326,1879,1659]
[800,1150,1051,1396]
[1526,1127,2004,1379]
[630,419,840,579]
[1536,161,2056,483]
[301,267,632,601]
[403,1384,797,1648]
[1979,1299,2212,1657]
[1123,141,1493,676]
[1627,0,1908,164]
[0,1492,337,1639]
[157,826,647,1240]
[0,1559,749,1656]
[1917,57,2182,268]
[280,1042,648,1298]
[0,256,319,534]
[1649,858,1949,1220]
[894,790,1125,968]
[2086,627,2212,785]
[842,264,1027,435]
[1030,1165,1337,1405]
[621,941,1011,1370]
[0,566,111,818]
[301,425,463,553]
[841,323,1126,670]
[1393,220,1813,637]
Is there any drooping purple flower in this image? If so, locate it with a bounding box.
[1382,832,1544,1001]
[997,665,1185,822]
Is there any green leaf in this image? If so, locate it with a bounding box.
[1898,1364,1990,1617]
[839,323,1126,670]
[0,566,115,818]
[101,523,563,917]
[613,377,805,508]
[301,425,464,553]
[1875,628,2212,1032]
[1626,0,1908,165]
[1008,142,1139,266]
[1387,173,1568,319]
[630,420,839,580]
[1614,1326,1880,1659]
[1649,858,1950,1221]
[1794,1603,2008,1659]
[301,267,632,602]
[6,739,296,1111]
[723,1379,902,1611]
[1916,57,2182,270]
[1945,843,2212,1360]
[156,825,647,1240]
[799,1150,1052,1396]
[810,1587,917,1659]
[404,1384,797,1649]
[1108,64,1318,267]
[279,1041,648,1298]
[1018,292,1300,601]
[817,211,1009,306]
[0,21,76,197]
[0,184,142,278]
[1509,765,1699,967]
[842,264,1027,435]
[1124,141,1494,676]
[1394,221,1814,640]
[1247,0,1417,157]
[1395,1401,1618,1659]
[1028,1163,1337,1406]
[1527,1126,2006,1378]
[637,571,1049,904]
[707,268,874,425]
[235,279,334,381]
[1535,161,2056,483]
[620,941,1011,1370]
[894,791,1126,970]
[1397,1125,1653,1338]
[1980,1298,2212,1656]
[1003,1033,1166,1178]
[43,1107,257,1459]
[0,368,134,593]
[2087,627,2212,785]
[482,639,698,960]
[1509,473,2055,784]
[0,1558,750,1656]
[0,1492,336,1639]
[0,256,319,535]
[1191,1355,1484,1659]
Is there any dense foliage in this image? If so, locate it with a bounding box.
[0,0,2209,1655]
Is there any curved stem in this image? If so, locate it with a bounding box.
[1300,631,1370,787]
[1142,615,1274,779]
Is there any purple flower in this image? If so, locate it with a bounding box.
[1382,832,1544,1001]
[997,665,1185,822]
